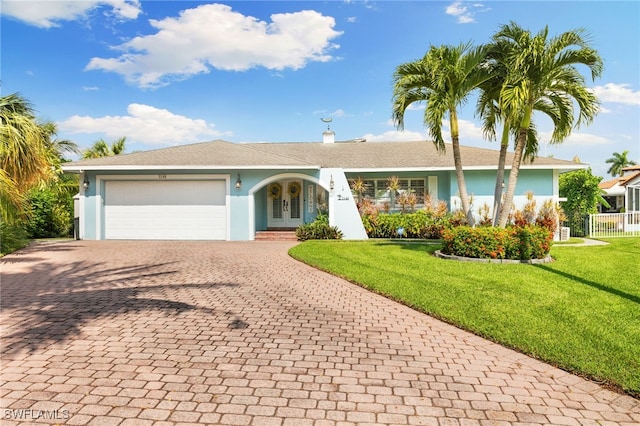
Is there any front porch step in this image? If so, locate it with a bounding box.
[255,230,298,241]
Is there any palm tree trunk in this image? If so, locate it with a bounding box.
[492,121,510,226]
[498,127,527,228]
[450,112,472,223]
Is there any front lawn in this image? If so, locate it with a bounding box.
[289,238,640,397]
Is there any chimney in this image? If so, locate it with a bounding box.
[323,129,335,144]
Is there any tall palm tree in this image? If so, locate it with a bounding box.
[0,93,57,221]
[490,23,603,228]
[82,136,126,159]
[0,168,25,223]
[392,43,489,222]
[476,40,514,226]
[605,150,636,177]
[41,121,80,160]
[477,39,547,226]
[0,94,54,190]
[39,121,81,198]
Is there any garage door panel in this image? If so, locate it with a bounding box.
[104,180,227,240]
[106,181,225,206]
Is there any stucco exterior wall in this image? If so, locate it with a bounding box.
[76,166,561,241]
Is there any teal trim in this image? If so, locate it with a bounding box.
[508,169,553,194]
[449,170,554,197]
[76,167,557,240]
[254,186,267,231]
[230,195,249,240]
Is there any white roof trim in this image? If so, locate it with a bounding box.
[62,164,320,172]
[343,164,586,173]
[63,163,584,173]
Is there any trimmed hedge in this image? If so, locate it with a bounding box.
[441,225,554,260]
[361,210,466,239]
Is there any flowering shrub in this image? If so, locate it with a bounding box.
[356,190,558,259]
[361,210,466,239]
[296,214,343,241]
[441,225,553,260]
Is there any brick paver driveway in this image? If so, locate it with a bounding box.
[1,241,638,425]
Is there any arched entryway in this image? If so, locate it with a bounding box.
[248,173,329,240]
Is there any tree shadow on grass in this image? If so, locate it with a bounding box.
[533,264,640,305]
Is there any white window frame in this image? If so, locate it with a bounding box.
[357,178,427,208]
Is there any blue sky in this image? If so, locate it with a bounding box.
[2,1,639,178]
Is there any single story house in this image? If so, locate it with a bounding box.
[598,165,640,213]
[63,130,584,241]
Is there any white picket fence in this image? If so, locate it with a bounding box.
[588,212,640,238]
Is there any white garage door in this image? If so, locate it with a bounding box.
[104,180,227,240]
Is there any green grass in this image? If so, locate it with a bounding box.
[289,237,640,397]
[553,237,585,245]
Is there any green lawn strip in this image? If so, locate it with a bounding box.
[553,237,585,245]
[288,238,640,397]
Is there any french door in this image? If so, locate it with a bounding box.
[267,180,303,228]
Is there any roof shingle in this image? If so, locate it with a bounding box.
[63,139,583,171]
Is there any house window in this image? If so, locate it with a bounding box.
[359,178,426,207]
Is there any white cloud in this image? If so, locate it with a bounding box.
[441,119,485,145]
[105,0,141,20]
[58,103,231,146]
[1,0,141,28]
[85,3,343,88]
[361,130,426,142]
[445,1,487,24]
[370,118,484,144]
[539,131,612,147]
[592,83,640,105]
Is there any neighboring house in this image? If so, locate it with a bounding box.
[62,130,584,241]
[599,165,640,213]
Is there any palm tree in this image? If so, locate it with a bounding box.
[0,93,57,221]
[605,150,636,177]
[392,43,489,222]
[41,121,80,160]
[490,23,603,228]
[83,137,126,158]
[477,39,547,226]
[0,168,25,223]
[476,40,514,226]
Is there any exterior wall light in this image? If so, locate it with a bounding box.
[235,174,242,189]
[83,176,90,190]
[329,175,334,191]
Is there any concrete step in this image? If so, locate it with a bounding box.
[255,231,298,241]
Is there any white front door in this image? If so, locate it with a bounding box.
[267,180,303,228]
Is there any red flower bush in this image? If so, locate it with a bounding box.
[441,225,553,260]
